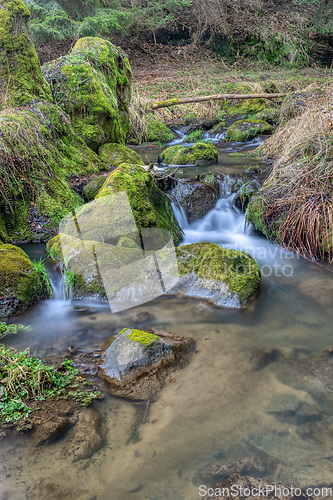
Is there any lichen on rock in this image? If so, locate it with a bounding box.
[0,0,53,109]
[42,37,132,151]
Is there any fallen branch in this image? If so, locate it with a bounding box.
[151,93,286,110]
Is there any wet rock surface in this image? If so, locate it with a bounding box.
[202,474,318,500]
[100,328,195,400]
[61,407,104,462]
[174,177,219,222]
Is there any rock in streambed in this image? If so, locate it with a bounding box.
[100,328,195,400]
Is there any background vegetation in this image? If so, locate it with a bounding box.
[23,0,333,66]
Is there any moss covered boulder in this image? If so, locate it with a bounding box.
[161,142,218,165]
[0,0,52,109]
[99,143,144,169]
[0,101,106,243]
[0,244,51,318]
[47,234,142,300]
[173,242,261,308]
[226,120,273,142]
[96,164,182,246]
[146,118,175,144]
[101,328,195,399]
[43,37,132,151]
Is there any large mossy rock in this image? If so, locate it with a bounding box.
[96,164,182,246]
[174,242,261,308]
[226,119,273,142]
[42,37,132,151]
[161,142,218,165]
[100,328,195,400]
[0,243,51,318]
[0,0,52,109]
[0,101,106,243]
[47,233,142,300]
[99,143,144,170]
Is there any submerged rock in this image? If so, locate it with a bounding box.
[173,243,261,308]
[99,143,144,170]
[161,142,218,165]
[196,457,267,484]
[0,243,51,319]
[202,474,317,500]
[61,407,104,462]
[43,37,132,150]
[174,175,219,222]
[226,119,273,142]
[0,0,52,109]
[100,328,195,399]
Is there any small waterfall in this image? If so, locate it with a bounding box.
[167,193,189,229]
[50,272,66,301]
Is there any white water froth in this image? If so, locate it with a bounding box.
[175,193,297,270]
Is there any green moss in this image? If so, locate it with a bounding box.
[99,143,144,168]
[176,242,261,304]
[119,328,160,346]
[184,129,205,143]
[42,37,132,151]
[226,119,273,142]
[146,118,175,144]
[0,244,51,317]
[0,102,106,242]
[96,164,182,246]
[47,233,143,299]
[0,0,52,108]
[161,142,218,165]
[246,194,267,235]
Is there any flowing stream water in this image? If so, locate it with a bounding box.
[1,140,333,500]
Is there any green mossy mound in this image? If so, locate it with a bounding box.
[42,37,132,151]
[146,118,175,144]
[184,129,205,143]
[161,142,218,165]
[226,119,274,142]
[246,194,268,236]
[0,0,52,109]
[47,233,142,299]
[96,164,182,246]
[0,244,51,318]
[0,101,106,243]
[175,242,261,306]
[99,143,144,170]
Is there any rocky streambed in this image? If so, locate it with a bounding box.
[1,134,333,499]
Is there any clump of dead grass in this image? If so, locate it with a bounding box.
[259,85,333,261]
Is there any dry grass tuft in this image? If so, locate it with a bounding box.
[259,85,333,261]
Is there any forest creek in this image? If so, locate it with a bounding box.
[1,1,333,499]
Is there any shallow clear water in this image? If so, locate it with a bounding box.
[1,140,333,500]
